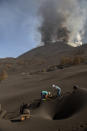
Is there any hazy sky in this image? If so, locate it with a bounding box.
[0,0,41,58]
[0,0,87,58]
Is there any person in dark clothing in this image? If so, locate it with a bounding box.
[73,85,78,90]
[20,103,29,114]
[73,85,78,93]
[41,91,48,100]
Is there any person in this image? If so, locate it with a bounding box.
[20,103,30,114]
[41,91,48,100]
[73,85,78,93]
[52,84,61,96]
[73,85,78,90]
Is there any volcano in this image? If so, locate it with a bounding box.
[0,42,87,131]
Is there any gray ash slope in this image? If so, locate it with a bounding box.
[0,42,87,131]
[15,42,87,73]
[18,42,87,60]
[18,42,73,60]
[0,42,87,74]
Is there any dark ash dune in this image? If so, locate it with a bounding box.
[53,88,87,120]
[0,43,87,131]
[34,88,87,120]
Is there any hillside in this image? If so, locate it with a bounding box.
[0,42,87,74]
[0,43,87,131]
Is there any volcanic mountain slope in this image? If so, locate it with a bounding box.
[0,42,87,131]
[18,42,73,59]
[18,42,87,60]
[0,42,87,74]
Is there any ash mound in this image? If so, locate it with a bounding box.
[36,88,87,120]
[53,88,87,120]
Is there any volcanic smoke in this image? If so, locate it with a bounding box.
[38,0,87,47]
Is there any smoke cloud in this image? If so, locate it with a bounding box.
[38,0,87,47]
[0,0,87,57]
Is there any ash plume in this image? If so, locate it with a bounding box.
[57,27,70,42]
[38,0,67,44]
[38,0,87,47]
